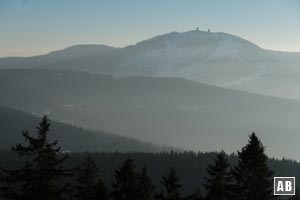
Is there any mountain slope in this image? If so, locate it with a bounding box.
[0,45,119,73]
[1,69,300,159]
[0,105,166,152]
[1,30,300,99]
[113,30,300,100]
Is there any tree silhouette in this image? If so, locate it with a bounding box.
[73,153,108,200]
[231,132,274,200]
[138,165,155,200]
[0,116,72,200]
[111,157,140,200]
[204,150,233,200]
[155,167,181,200]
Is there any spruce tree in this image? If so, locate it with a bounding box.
[231,132,274,200]
[0,116,72,200]
[74,153,108,200]
[138,165,155,200]
[155,167,181,200]
[204,150,233,200]
[111,157,140,200]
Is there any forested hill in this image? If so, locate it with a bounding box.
[0,150,298,195]
[0,105,170,152]
[3,69,300,159]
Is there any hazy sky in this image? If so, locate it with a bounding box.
[1,0,300,57]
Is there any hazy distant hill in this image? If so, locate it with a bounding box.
[0,44,120,77]
[0,105,166,152]
[1,69,300,159]
[1,30,300,99]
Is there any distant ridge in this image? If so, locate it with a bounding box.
[0,105,170,152]
[1,30,300,99]
[2,69,300,159]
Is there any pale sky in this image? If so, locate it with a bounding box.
[0,0,300,57]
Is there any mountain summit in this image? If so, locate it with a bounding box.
[129,30,261,55]
[119,30,263,77]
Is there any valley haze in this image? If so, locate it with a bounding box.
[0,30,300,160]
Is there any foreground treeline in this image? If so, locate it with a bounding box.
[0,116,298,200]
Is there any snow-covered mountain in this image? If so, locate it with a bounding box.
[119,30,261,77]
[119,30,300,100]
[1,30,300,99]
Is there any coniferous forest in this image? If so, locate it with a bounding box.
[0,116,299,200]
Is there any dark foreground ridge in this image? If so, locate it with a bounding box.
[0,116,299,200]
